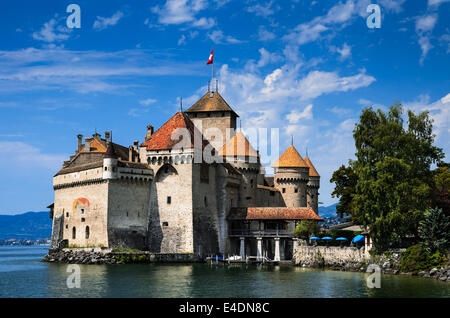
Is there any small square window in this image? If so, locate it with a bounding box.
[282,188,286,193]
[66,212,69,217]
[81,218,85,222]
[162,222,169,227]
[167,196,171,204]
[295,188,298,193]
[65,225,68,229]
[81,208,85,214]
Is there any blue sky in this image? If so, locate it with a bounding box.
[0,0,449,214]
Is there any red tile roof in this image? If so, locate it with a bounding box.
[218,132,259,157]
[304,157,320,177]
[141,112,210,151]
[271,145,308,168]
[228,207,322,221]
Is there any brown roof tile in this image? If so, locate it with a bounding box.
[228,207,322,221]
[218,132,259,157]
[185,91,238,116]
[141,112,210,151]
[271,145,308,168]
[304,157,320,177]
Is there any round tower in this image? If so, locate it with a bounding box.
[103,142,119,180]
[271,146,309,208]
[304,157,320,214]
[218,132,260,207]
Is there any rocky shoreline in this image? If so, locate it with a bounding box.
[294,246,450,282]
[43,248,450,283]
[43,248,201,264]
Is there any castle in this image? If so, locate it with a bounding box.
[49,89,322,261]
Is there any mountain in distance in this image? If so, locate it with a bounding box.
[0,204,339,240]
[0,211,52,240]
[318,203,339,218]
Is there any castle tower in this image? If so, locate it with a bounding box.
[271,146,309,208]
[304,157,320,214]
[103,142,119,180]
[185,91,238,150]
[219,132,261,207]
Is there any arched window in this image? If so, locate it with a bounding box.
[72,227,76,239]
[85,226,90,239]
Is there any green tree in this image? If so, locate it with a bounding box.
[294,220,321,239]
[418,208,450,253]
[431,164,450,214]
[330,103,444,249]
[330,164,358,218]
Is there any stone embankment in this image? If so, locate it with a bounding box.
[43,248,201,264]
[294,246,450,282]
[418,267,450,282]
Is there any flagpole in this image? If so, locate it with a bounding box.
[212,61,214,85]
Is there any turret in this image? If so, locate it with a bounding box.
[103,142,119,180]
[218,132,260,207]
[271,146,309,208]
[304,157,320,214]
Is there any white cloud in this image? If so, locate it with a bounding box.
[192,17,216,29]
[139,98,157,106]
[32,18,70,43]
[151,0,215,29]
[207,30,243,44]
[177,34,186,45]
[415,14,438,33]
[428,0,450,7]
[415,14,438,65]
[0,141,65,169]
[93,11,124,31]
[404,93,450,154]
[0,48,203,94]
[298,70,375,100]
[257,48,282,67]
[286,105,313,124]
[258,26,275,41]
[247,1,277,17]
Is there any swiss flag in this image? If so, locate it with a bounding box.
[206,49,213,64]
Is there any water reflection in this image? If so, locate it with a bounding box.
[0,247,449,298]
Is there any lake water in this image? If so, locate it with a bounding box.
[0,246,448,298]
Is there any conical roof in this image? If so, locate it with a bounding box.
[271,145,308,168]
[185,91,238,116]
[304,157,320,177]
[218,132,259,157]
[104,142,118,159]
[140,112,210,151]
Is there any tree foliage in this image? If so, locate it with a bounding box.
[294,220,321,239]
[330,103,444,249]
[418,208,450,253]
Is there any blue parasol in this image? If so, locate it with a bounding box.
[309,237,320,240]
[352,235,365,243]
[321,236,333,240]
[336,237,348,241]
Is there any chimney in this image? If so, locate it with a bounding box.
[133,140,139,151]
[105,131,110,143]
[128,146,133,162]
[77,134,83,153]
[85,138,91,152]
[145,125,154,141]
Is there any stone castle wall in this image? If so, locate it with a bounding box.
[147,158,194,253]
[53,167,109,248]
[107,179,151,250]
